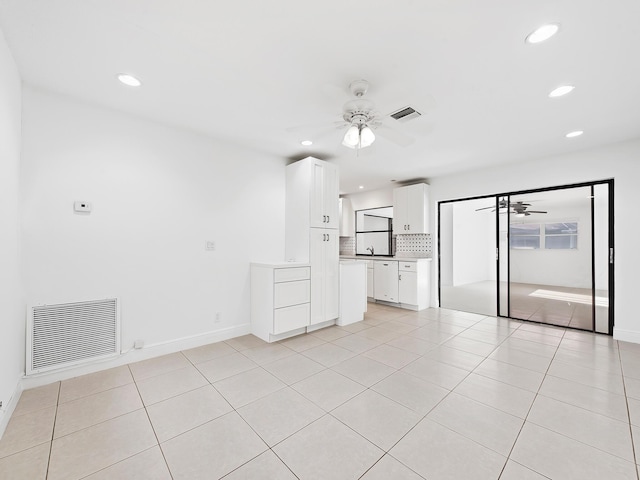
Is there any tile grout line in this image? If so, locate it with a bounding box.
[617,346,640,480]
[44,381,61,480]
[496,326,565,479]
[129,363,175,480]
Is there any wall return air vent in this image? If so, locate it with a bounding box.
[389,106,422,122]
[27,298,120,375]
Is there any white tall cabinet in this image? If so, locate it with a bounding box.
[393,183,429,235]
[286,157,339,328]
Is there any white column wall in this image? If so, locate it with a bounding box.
[0,29,23,435]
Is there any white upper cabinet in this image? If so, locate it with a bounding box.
[310,160,339,229]
[393,183,429,235]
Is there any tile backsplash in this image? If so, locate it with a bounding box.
[341,233,432,258]
[339,236,356,255]
[395,233,432,258]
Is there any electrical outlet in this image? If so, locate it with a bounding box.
[215,312,221,323]
[205,241,215,251]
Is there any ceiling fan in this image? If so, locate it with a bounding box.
[288,79,416,150]
[476,200,547,216]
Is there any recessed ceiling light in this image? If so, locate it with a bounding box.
[117,73,142,87]
[300,140,313,146]
[549,85,575,98]
[359,185,364,189]
[526,23,560,44]
[566,130,584,138]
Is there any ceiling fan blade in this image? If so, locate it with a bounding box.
[475,206,496,211]
[285,119,345,133]
[374,123,415,147]
[526,210,548,214]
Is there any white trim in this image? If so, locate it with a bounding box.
[613,327,640,345]
[0,380,23,440]
[21,323,250,390]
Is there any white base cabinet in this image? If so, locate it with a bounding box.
[373,259,430,310]
[398,260,429,310]
[366,260,374,298]
[251,263,311,342]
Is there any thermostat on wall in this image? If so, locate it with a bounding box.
[74,201,92,213]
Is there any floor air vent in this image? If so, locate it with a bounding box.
[27,298,120,375]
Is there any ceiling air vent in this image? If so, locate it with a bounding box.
[389,106,421,123]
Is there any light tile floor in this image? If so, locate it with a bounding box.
[1,304,640,479]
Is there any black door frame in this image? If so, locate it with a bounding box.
[437,179,615,335]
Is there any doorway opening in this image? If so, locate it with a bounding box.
[438,180,614,334]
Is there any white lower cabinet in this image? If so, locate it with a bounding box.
[398,260,430,310]
[251,263,311,342]
[372,259,430,310]
[374,261,399,303]
[366,261,374,298]
[399,270,418,305]
[310,229,339,325]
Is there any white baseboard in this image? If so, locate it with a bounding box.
[21,323,251,390]
[613,327,640,345]
[0,380,23,440]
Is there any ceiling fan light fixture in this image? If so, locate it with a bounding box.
[342,125,360,148]
[360,126,375,147]
[526,23,560,44]
[514,213,526,218]
[300,140,313,146]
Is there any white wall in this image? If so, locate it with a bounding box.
[344,187,393,212]
[429,139,640,342]
[20,88,286,355]
[451,198,497,286]
[0,29,23,434]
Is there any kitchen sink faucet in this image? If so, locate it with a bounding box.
[366,246,374,255]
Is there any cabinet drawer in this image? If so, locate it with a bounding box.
[274,267,310,283]
[274,303,310,334]
[399,261,417,272]
[274,280,310,308]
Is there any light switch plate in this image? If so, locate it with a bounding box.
[205,241,215,251]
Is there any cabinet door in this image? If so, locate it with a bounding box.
[310,228,339,325]
[392,187,408,235]
[310,162,326,228]
[366,267,373,297]
[309,229,325,324]
[406,184,427,234]
[324,230,340,321]
[399,270,418,305]
[323,163,339,230]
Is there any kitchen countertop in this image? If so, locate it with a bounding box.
[340,255,432,262]
[251,261,310,268]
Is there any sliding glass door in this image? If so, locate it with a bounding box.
[438,180,614,334]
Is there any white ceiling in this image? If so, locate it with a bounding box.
[1,0,639,194]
